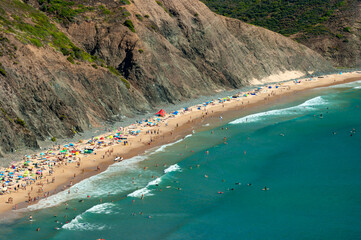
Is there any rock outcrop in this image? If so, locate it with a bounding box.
[0,0,333,156]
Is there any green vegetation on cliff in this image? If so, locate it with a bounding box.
[0,63,6,76]
[37,0,94,24]
[200,0,346,36]
[123,19,135,32]
[0,0,133,85]
[0,0,93,62]
[107,66,131,89]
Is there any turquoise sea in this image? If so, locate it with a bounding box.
[1,80,361,240]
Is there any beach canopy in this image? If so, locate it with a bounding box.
[155,109,166,117]
[173,111,178,115]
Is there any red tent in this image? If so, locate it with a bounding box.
[155,109,166,117]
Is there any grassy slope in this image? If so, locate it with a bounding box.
[201,0,360,67]
[201,0,345,36]
[0,0,130,88]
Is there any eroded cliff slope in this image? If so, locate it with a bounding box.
[0,0,333,156]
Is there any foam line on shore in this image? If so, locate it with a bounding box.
[27,155,150,211]
[28,137,190,211]
[152,134,192,154]
[229,96,327,124]
[328,80,361,88]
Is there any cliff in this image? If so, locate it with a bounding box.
[201,0,361,68]
[0,0,333,156]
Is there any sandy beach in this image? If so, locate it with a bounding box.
[1,71,360,218]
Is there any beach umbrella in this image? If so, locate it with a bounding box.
[69,143,74,146]
[155,109,166,117]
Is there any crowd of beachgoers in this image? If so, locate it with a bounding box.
[0,71,359,213]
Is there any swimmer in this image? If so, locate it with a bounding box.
[29,215,33,221]
[247,183,252,186]
[235,182,241,185]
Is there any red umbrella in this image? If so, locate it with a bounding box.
[155,109,166,117]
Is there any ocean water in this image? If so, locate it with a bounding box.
[1,81,361,240]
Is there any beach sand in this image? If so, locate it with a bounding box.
[0,71,360,218]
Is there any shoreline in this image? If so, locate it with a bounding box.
[1,71,361,220]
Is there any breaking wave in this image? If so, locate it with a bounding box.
[230,96,327,124]
[85,202,117,215]
[28,155,149,211]
[127,177,162,198]
[164,164,182,174]
[62,215,107,231]
[152,134,192,154]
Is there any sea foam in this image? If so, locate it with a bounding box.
[85,202,117,215]
[152,134,192,154]
[28,155,149,211]
[328,80,361,88]
[230,96,327,124]
[127,187,153,198]
[28,135,192,210]
[164,164,182,174]
[127,177,162,198]
[62,215,107,231]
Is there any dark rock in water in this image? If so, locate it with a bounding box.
[0,0,333,157]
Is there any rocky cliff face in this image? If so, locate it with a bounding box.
[0,0,333,156]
